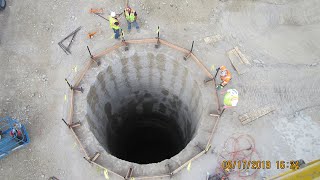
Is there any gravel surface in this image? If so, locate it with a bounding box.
[0,0,319,179]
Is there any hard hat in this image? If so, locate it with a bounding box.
[126,7,131,11]
[221,70,227,76]
[227,89,238,96]
[220,66,226,71]
[111,12,116,17]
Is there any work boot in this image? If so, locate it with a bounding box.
[216,85,224,90]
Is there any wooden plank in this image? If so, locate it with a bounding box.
[159,39,190,54]
[70,122,81,128]
[70,128,90,159]
[67,90,74,125]
[234,46,251,65]
[239,106,275,125]
[90,161,124,179]
[190,53,213,78]
[227,49,250,75]
[127,38,157,44]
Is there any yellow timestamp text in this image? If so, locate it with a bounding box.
[222,160,271,169]
[222,160,301,170]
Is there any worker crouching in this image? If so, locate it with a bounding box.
[204,65,232,90]
[216,66,231,90]
[109,12,121,39]
[124,7,140,33]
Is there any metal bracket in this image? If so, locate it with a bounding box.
[61,119,81,128]
[58,26,82,55]
[90,152,101,162]
[125,167,133,179]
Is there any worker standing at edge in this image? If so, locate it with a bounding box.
[223,89,238,109]
[109,12,121,39]
[216,65,231,90]
[124,7,140,33]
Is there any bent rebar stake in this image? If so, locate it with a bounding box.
[184,40,194,60]
[121,29,129,51]
[87,46,100,66]
[155,26,160,48]
[65,78,84,93]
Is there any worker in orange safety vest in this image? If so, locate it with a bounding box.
[124,7,140,33]
[216,65,232,90]
[204,65,232,90]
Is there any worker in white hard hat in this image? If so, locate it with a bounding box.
[109,12,121,39]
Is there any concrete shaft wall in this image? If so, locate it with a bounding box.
[72,44,217,176]
[86,52,203,164]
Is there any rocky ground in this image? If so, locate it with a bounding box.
[0,0,319,179]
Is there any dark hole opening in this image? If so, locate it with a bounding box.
[105,101,186,164]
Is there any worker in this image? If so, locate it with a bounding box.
[216,65,231,90]
[209,89,238,117]
[10,124,23,144]
[124,7,140,33]
[223,89,238,109]
[109,12,121,39]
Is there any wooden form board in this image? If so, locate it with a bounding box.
[239,106,275,125]
[227,47,251,75]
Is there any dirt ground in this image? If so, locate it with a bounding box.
[0,0,319,179]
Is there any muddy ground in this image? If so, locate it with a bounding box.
[0,0,319,179]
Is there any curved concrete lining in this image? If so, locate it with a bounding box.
[86,53,203,164]
[73,43,218,177]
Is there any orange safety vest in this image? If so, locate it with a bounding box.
[220,69,231,86]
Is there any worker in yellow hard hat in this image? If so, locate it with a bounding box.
[210,89,238,117]
[223,89,238,108]
[109,12,120,39]
[124,7,140,33]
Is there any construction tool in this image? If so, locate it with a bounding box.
[183,41,194,60]
[94,13,109,21]
[89,8,103,14]
[58,26,82,55]
[155,26,160,48]
[93,12,123,21]
[88,31,97,39]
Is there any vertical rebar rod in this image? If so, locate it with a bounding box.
[87,46,93,59]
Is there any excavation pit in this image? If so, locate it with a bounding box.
[73,43,218,176]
